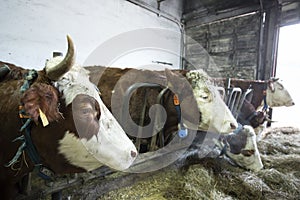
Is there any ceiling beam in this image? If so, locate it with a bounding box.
[183,4,261,28]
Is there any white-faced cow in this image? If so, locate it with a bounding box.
[214,78,294,110]
[180,125,263,172]
[214,78,294,130]
[219,125,263,171]
[0,36,137,199]
[85,66,238,152]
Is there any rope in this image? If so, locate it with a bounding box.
[5,136,26,167]
[5,69,53,180]
[173,94,188,138]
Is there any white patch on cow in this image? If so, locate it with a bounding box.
[58,131,103,171]
[226,125,263,172]
[47,57,137,171]
[186,70,238,134]
[266,80,294,107]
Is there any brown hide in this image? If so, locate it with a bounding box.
[239,100,266,128]
[222,131,248,155]
[0,67,88,199]
[0,61,28,80]
[214,78,267,109]
[86,66,199,149]
[213,78,269,128]
[0,77,30,200]
[21,83,62,123]
[0,36,100,199]
[72,94,101,141]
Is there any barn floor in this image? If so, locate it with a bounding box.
[24,126,300,200]
[95,127,300,200]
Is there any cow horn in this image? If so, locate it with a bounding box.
[265,117,276,123]
[270,77,279,82]
[46,35,75,81]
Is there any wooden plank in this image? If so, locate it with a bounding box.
[184,5,260,29]
[280,2,300,26]
[257,1,280,80]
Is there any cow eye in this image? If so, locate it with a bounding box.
[201,95,208,100]
[82,108,91,115]
[241,149,255,157]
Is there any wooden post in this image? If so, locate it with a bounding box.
[257,1,281,80]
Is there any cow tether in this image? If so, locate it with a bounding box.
[5,69,54,180]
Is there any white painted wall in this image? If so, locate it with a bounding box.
[0,0,182,70]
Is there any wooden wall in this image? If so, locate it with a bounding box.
[183,12,261,79]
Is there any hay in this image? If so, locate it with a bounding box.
[98,127,300,200]
[25,126,300,200]
[98,165,234,200]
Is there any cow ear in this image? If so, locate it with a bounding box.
[0,64,10,79]
[268,77,280,92]
[268,82,275,92]
[165,68,185,90]
[165,68,195,101]
[270,77,279,82]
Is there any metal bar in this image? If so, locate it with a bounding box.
[225,78,231,102]
[216,86,226,101]
[122,82,165,152]
[135,89,149,151]
[121,82,162,126]
[236,88,253,119]
[149,87,170,151]
[226,87,242,117]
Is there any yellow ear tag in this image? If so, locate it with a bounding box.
[39,108,49,127]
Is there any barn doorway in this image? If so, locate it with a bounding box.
[272,24,300,128]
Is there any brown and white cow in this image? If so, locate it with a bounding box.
[219,125,263,171]
[214,78,294,110]
[84,66,238,152]
[214,78,294,130]
[238,99,267,128]
[0,36,137,199]
[181,125,263,172]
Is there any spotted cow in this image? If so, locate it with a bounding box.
[180,124,263,172]
[219,125,263,171]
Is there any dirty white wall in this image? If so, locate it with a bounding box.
[0,0,182,70]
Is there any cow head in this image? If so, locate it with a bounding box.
[223,125,263,172]
[266,78,294,107]
[43,36,137,171]
[238,100,268,128]
[165,69,238,134]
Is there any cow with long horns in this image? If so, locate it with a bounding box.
[0,36,137,199]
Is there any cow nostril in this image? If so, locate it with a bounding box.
[292,102,295,105]
[131,150,137,158]
[230,123,237,130]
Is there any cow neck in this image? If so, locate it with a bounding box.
[262,83,269,111]
[226,78,269,110]
[5,69,54,180]
[173,94,188,138]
